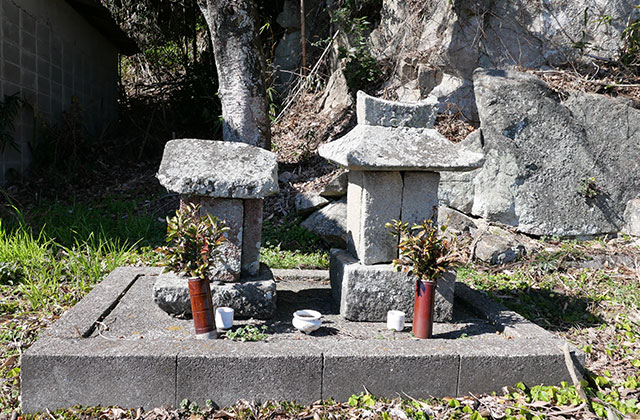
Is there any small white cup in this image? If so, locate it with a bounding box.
[387,310,405,332]
[215,307,234,330]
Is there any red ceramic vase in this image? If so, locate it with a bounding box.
[188,277,216,339]
[413,279,436,339]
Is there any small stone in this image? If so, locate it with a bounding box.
[295,193,330,216]
[438,206,485,235]
[320,172,348,197]
[473,226,529,265]
[623,198,640,236]
[356,91,438,128]
[301,197,347,248]
[278,171,293,183]
[157,139,279,199]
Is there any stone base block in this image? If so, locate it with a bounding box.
[330,249,454,322]
[153,265,276,319]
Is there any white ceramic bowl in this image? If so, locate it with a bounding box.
[292,309,322,335]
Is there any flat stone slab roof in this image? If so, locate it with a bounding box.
[22,266,583,413]
[157,139,279,198]
[318,126,484,171]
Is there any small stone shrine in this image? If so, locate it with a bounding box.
[319,92,484,322]
[154,139,279,319]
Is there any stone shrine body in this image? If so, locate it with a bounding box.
[154,139,279,319]
[319,92,484,322]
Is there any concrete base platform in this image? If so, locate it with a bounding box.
[21,266,583,413]
[330,249,455,322]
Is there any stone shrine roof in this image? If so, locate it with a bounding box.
[318,125,484,171]
[157,139,279,198]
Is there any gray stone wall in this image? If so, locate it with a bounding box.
[0,0,119,183]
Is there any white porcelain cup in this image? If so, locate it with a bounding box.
[215,307,234,330]
[387,310,405,332]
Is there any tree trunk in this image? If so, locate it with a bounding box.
[197,0,271,150]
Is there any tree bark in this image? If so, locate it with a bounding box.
[197,0,271,150]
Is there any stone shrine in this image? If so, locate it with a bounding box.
[319,92,484,322]
[154,139,279,318]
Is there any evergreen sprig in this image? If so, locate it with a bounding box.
[160,203,229,280]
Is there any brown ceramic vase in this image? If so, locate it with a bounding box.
[412,279,436,339]
[188,277,216,339]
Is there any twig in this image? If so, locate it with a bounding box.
[562,342,597,417]
[275,30,340,123]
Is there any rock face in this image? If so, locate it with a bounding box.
[439,130,483,213]
[157,139,279,198]
[369,0,638,117]
[471,69,640,237]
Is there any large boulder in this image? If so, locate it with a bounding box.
[471,69,640,236]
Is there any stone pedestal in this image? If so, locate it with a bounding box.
[153,265,277,319]
[330,249,454,322]
[319,92,485,322]
[157,139,279,317]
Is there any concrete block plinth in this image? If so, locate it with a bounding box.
[330,249,454,322]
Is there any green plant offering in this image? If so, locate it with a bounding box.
[386,218,459,283]
[159,203,229,280]
[224,325,268,342]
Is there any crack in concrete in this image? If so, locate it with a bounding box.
[83,273,143,338]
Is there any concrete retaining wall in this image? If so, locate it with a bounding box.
[0,0,119,183]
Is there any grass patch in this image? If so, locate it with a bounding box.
[18,197,166,249]
[261,216,329,269]
[0,203,159,413]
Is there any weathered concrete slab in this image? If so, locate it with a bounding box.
[22,266,583,413]
[21,336,177,413]
[157,139,279,198]
[42,266,160,339]
[323,340,459,402]
[177,341,323,407]
[330,249,455,322]
[457,337,582,395]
